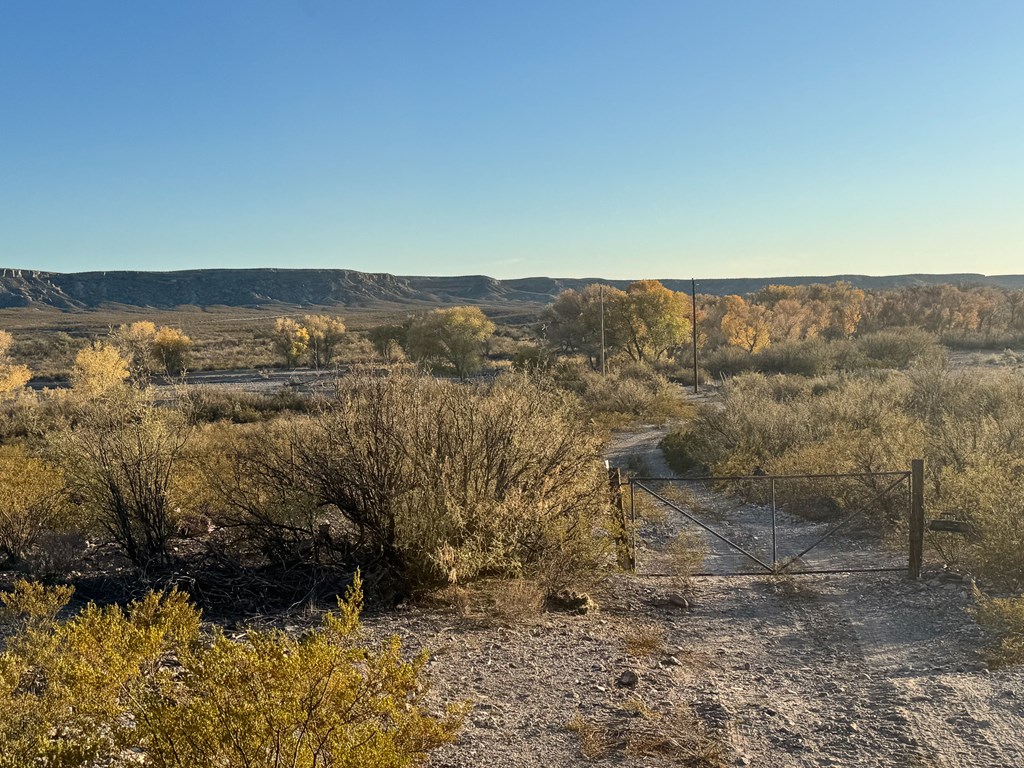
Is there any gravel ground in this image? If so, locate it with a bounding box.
[359,425,1024,767]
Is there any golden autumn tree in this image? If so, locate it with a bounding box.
[302,314,346,368]
[720,295,772,353]
[616,280,691,364]
[0,331,31,399]
[151,327,192,376]
[824,281,866,338]
[70,342,131,400]
[406,306,495,379]
[272,318,310,369]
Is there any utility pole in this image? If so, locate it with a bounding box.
[691,278,699,394]
[600,284,607,375]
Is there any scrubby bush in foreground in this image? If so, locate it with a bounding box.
[0,577,462,768]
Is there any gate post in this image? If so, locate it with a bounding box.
[608,466,634,572]
[909,458,925,580]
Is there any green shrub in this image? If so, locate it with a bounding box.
[976,593,1024,667]
[857,328,939,368]
[0,577,462,767]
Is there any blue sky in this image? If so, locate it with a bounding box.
[2,1,1023,279]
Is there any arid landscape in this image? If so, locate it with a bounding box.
[5,2,1024,765]
[2,271,1024,766]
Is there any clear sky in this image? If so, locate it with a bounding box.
[2,1,1023,279]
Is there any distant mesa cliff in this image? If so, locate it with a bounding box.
[1,267,1023,310]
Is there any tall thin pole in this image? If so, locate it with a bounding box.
[600,284,607,375]
[691,278,699,394]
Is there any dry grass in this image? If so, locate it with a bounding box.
[566,704,728,766]
[667,530,706,592]
[428,579,546,626]
[623,625,667,657]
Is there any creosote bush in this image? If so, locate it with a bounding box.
[202,371,611,593]
[50,387,192,567]
[976,592,1024,667]
[0,576,462,767]
[0,446,67,563]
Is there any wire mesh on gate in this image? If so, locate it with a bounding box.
[627,471,913,577]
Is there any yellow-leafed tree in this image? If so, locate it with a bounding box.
[302,314,346,368]
[70,342,130,400]
[0,331,30,399]
[406,306,495,379]
[617,279,691,363]
[272,318,310,369]
[151,326,192,376]
[721,295,772,353]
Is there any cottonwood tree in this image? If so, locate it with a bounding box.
[151,326,192,375]
[271,318,310,369]
[302,314,346,368]
[542,284,627,369]
[0,330,31,399]
[70,342,131,399]
[617,279,691,363]
[720,295,772,353]
[406,306,495,379]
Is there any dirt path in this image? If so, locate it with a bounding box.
[360,424,1024,767]
[606,424,1024,767]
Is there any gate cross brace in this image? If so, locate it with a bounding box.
[632,481,774,572]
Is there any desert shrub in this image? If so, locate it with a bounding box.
[50,388,192,567]
[680,363,1024,585]
[857,328,939,369]
[754,337,836,377]
[511,343,552,371]
[204,372,611,593]
[931,456,1024,587]
[183,385,311,423]
[551,361,691,428]
[666,530,705,592]
[0,446,67,564]
[702,345,756,378]
[659,424,705,474]
[976,593,1024,667]
[195,419,325,566]
[0,577,462,767]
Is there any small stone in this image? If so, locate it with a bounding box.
[617,670,639,688]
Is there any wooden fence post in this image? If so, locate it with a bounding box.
[608,466,634,572]
[909,458,925,580]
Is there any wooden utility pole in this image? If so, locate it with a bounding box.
[691,278,699,394]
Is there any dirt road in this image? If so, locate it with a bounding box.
[362,424,1024,767]
[606,425,1024,767]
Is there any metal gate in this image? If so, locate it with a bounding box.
[620,460,925,578]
